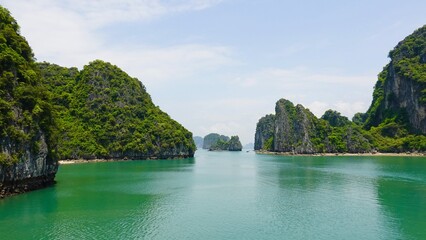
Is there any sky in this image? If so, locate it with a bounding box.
[2,0,426,145]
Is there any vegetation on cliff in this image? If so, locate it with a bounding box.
[0,6,57,197]
[362,25,426,152]
[365,25,426,133]
[254,114,275,151]
[40,61,196,160]
[0,6,56,166]
[203,133,242,151]
[255,100,373,154]
[1,4,197,197]
[255,26,426,153]
[0,4,195,165]
[202,133,230,149]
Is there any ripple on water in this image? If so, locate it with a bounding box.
[0,152,425,239]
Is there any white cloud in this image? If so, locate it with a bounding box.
[228,67,375,126]
[234,67,374,89]
[333,101,368,117]
[4,0,224,27]
[306,101,368,119]
[68,0,224,26]
[306,101,330,117]
[98,44,236,85]
[3,1,99,62]
[2,0,233,84]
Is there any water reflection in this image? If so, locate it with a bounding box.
[254,155,401,239]
[0,158,196,239]
[374,157,426,240]
[0,186,59,239]
[0,153,425,240]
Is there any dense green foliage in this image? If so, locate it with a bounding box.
[202,133,230,149]
[254,114,275,151]
[256,104,372,154]
[0,6,55,165]
[321,110,350,127]
[366,120,426,152]
[389,26,426,85]
[361,25,426,151]
[210,135,242,151]
[40,61,195,159]
[352,112,368,125]
[366,25,426,129]
[256,99,424,153]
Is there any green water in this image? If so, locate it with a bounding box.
[1,150,426,240]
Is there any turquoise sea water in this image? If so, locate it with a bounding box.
[1,150,426,239]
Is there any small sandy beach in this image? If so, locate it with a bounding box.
[58,159,130,165]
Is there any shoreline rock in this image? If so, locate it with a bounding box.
[255,150,426,157]
[58,154,194,165]
[0,173,56,199]
[0,6,58,199]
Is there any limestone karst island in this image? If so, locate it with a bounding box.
[201,133,243,151]
[0,6,194,198]
[255,26,425,154]
[0,3,426,240]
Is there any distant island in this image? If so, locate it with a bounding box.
[255,25,426,154]
[193,136,204,149]
[244,143,254,150]
[203,133,242,151]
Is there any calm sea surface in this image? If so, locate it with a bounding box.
[1,150,426,239]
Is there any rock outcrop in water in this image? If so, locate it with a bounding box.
[40,61,196,160]
[203,133,242,151]
[225,136,243,151]
[202,133,230,149]
[255,25,426,154]
[0,6,57,197]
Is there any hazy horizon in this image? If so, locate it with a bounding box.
[2,0,426,144]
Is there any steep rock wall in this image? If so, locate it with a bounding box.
[254,114,275,150]
[273,99,316,154]
[0,6,57,197]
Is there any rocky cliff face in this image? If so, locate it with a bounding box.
[226,136,243,151]
[0,134,57,198]
[255,99,373,154]
[366,25,426,134]
[274,99,316,153]
[381,64,425,133]
[254,114,275,150]
[0,6,57,197]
